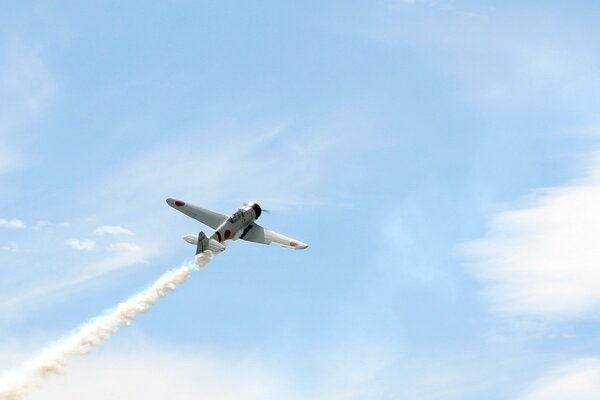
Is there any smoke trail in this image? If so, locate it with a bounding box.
[0,252,213,400]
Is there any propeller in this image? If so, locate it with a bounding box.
[244,202,271,214]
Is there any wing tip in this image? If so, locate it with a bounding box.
[290,241,309,250]
[166,197,186,208]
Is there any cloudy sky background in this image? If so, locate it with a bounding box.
[2,1,600,399]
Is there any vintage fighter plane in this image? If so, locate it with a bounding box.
[166,198,308,254]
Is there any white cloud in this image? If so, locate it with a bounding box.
[0,248,155,318]
[0,215,154,320]
[0,335,511,400]
[308,342,397,400]
[88,121,341,214]
[364,3,597,116]
[32,220,50,230]
[357,0,600,322]
[0,337,398,400]
[462,152,600,320]
[108,242,143,253]
[94,225,134,236]
[0,115,368,325]
[519,358,600,400]
[0,41,55,174]
[64,239,96,251]
[0,218,25,228]
[1,241,18,251]
[82,112,376,230]
[26,350,289,400]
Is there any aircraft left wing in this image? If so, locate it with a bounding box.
[166,198,228,229]
[240,223,308,250]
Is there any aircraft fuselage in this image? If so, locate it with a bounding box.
[169,197,307,252]
[210,204,259,243]
[182,202,262,251]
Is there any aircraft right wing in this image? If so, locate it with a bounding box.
[166,198,228,229]
[241,223,308,250]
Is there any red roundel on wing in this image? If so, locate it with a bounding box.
[290,241,298,247]
[224,230,231,239]
[175,200,185,207]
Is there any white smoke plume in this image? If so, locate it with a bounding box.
[0,252,213,400]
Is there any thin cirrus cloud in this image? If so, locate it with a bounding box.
[519,358,600,400]
[22,348,290,400]
[64,239,96,251]
[94,225,134,236]
[13,338,396,400]
[0,118,363,322]
[0,42,55,174]
[1,241,18,251]
[462,152,600,320]
[0,218,25,228]
[88,116,370,218]
[108,242,143,253]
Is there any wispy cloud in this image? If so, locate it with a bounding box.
[21,347,290,400]
[519,358,600,400]
[358,2,600,322]
[94,225,134,236]
[108,242,143,253]
[32,221,50,231]
[363,2,597,116]
[64,239,96,251]
[1,241,18,251]
[0,41,55,174]
[0,337,401,400]
[462,152,600,320]
[0,218,25,228]
[88,120,347,214]
[0,335,517,400]
[0,246,155,318]
[0,108,376,321]
[0,114,370,328]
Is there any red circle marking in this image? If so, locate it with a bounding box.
[290,241,298,247]
[175,200,185,207]
[216,231,222,242]
[224,230,231,240]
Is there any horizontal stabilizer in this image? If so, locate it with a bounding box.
[193,231,225,255]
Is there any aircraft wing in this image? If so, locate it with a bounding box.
[166,198,228,230]
[241,223,308,250]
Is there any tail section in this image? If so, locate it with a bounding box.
[183,231,226,254]
[195,232,209,255]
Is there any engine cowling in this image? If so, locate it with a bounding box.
[248,202,262,220]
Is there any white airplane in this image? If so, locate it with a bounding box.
[166,198,308,254]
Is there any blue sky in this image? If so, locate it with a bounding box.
[2,1,600,399]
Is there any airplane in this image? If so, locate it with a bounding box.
[166,198,308,254]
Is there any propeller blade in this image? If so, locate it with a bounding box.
[243,202,271,214]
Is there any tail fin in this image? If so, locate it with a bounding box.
[196,232,208,255]
[196,231,226,254]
